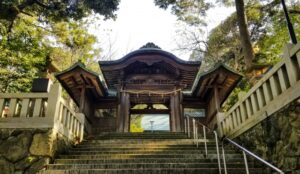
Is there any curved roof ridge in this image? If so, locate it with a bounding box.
[99,48,201,65]
[55,61,99,77]
[190,62,243,103]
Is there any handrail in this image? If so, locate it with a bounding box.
[185,114,222,174]
[184,114,284,174]
[197,120,212,131]
[224,138,285,174]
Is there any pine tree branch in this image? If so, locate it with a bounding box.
[33,0,52,9]
[289,9,300,14]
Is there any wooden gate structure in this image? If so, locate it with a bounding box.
[55,43,242,133]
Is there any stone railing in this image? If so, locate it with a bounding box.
[0,83,86,142]
[218,44,300,138]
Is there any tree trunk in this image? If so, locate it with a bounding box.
[235,0,254,70]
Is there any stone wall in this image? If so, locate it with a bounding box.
[0,128,73,174]
[235,98,300,173]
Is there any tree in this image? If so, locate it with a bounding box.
[49,20,101,71]
[154,0,211,26]
[0,15,48,92]
[154,0,261,70]
[0,0,120,92]
[0,0,120,32]
[234,0,254,70]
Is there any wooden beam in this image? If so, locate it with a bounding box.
[200,74,219,98]
[94,98,118,109]
[130,109,170,115]
[75,85,94,89]
[197,78,209,96]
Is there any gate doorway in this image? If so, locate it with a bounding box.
[129,104,170,132]
[130,114,170,132]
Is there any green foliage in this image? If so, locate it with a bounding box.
[0,0,120,30]
[212,0,300,111]
[255,5,300,65]
[49,21,101,71]
[0,15,48,92]
[203,1,273,70]
[130,115,144,133]
[176,0,300,72]
[154,0,211,26]
[222,78,251,112]
[0,0,119,92]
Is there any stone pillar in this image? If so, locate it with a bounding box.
[46,83,61,122]
[76,113,86,141]
[216,112,225,137]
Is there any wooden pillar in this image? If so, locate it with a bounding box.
[123,92,130,132]
[79,86,86,113]
[116,90,123,132]
[214,86,220,112]
[175,91,183,132]
[170,91,182,132]
[170,95,176,132]
[214,85,221,130]
[179,91,184,132]
[117,91,130,132]
[116,103,123,132]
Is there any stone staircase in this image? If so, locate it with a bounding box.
[40,132,265,174]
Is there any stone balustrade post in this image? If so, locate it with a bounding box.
[76,113,86,141]
[283,43,298,85]
[46,83,62,123]
[216,112,225,137]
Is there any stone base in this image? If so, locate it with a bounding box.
[235,98,300,172]
[0,128,72,174]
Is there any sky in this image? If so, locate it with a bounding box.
[90,0,235,61]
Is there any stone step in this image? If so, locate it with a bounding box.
[82,139,195,143]
[54,158,249,164]
[65,150,237,155]
[95,137,189,140]
[76,143,218,148]
[81,139,215,145]
[71,146,219,150]
[40,168,265,174]
[96,134,188,137]
[69,147,226,152]
[58,153,243,159]
[96,133,187,137]
[40,133,264,174]
[92,133,188,138]
[46,162,259,170]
